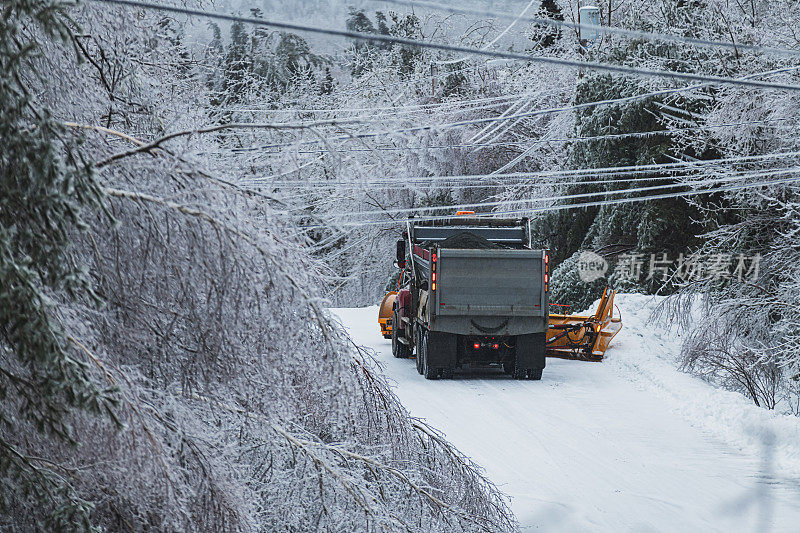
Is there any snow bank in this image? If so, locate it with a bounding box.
[608,293,800,480]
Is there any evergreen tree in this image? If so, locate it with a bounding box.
[221,19,252,105]
[205,22,225,107]
[249,7,273,81]
[346,7,377,33]
[533,0,564,48]
[156,15,190,72]
[346,8,377,75]
[320,66,334,95]
[0,0,117,528]
[385,11,422,77]
[538,73,711,298]
[346,9,422,77]
[440,65,469,97]
[276,32,318,80]
[375,10,392,50]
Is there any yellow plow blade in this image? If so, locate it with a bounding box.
[547,287,622,361]
[378,291,397,339]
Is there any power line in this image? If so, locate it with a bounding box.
[468,95,536,145]
[202,116,793,157]
[92,0,800,94]
[437,0,537,65]
[240,152,800,187]
[322,167,800,218]
[215,94,519,114]
[300,174,800,228]
[225,66,800,153]
[215,93,548,126]
[375,0,800,59]
[214,87,568,116]
[239,150,800,185]
[243,168,794,190]
[250,172,684,188]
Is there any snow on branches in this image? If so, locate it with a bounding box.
[0,2,514,530]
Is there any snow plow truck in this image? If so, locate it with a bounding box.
[378,215,621,380]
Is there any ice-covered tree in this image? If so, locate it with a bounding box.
[1,2,519,530]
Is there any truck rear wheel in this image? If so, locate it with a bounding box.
[415,328,423,374]
[513,332,546,380]
[421,330,439,380]
[392,310,411,358]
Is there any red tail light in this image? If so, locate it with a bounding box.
[492,343,499,350]
[473,342,480,350]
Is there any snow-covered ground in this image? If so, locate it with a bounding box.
[332,294,800,532]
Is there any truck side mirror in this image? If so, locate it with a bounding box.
[396,239,406,268]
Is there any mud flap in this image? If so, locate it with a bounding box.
[426,331,457,370]
[516,332,546,371]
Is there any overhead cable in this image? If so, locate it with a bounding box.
[244,166,798,190]
[92,0,800,94]
[238,150,800,185]
[322,167,800,218]
[301,175,800,228]
[202,116,792,157]
[437,0,537,65]
[376,0,800,58]
[226,66,800,153]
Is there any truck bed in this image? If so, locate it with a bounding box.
[435,249,546,317]
[416,247,548,336]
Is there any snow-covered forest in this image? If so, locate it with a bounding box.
[1,0,799,530]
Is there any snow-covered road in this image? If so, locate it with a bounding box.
[333,295,800,532]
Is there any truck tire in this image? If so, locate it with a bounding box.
[391,315,400,357]
[415,328,423,374]
[421,330,439,380]
[392,310,411,358]
[513,332,546,380]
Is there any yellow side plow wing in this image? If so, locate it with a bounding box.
[378,291,397,339]
[547,287,622,361]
